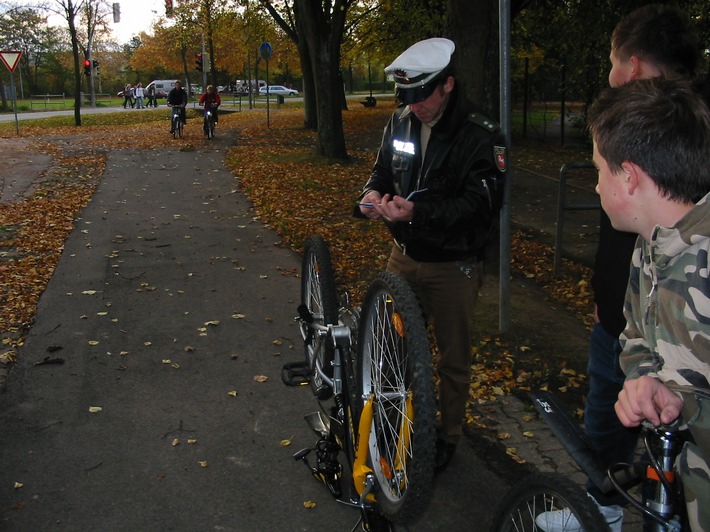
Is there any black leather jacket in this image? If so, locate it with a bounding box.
[361,87,507,262]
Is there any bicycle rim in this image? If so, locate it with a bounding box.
[491,473,611,532]
[357,271,435,523]
[301,235,339,399]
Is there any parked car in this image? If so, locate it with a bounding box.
[259,85,298,96]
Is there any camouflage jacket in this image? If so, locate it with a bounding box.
[620,192,710,530]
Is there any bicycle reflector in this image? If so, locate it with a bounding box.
[392,312,405,337]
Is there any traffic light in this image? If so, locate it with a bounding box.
[112,2,120,23]
[195,53,203,72]
[83,59,91,76]
[93,60,100,76]
[165,0,173,17]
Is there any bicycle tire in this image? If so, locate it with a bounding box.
[491,472,611,532]
[177,118,183,138]
[172,115,179,139]
[301,235,339,400]
[356,271,435,523]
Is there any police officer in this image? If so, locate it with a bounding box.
[358,37,507,473]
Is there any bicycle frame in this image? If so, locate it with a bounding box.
[298,315,381,503]
[530,390,687,531]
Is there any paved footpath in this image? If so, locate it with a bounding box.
[0,138,510,530]
[0,123,644,530]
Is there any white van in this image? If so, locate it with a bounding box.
[146,79,178,99]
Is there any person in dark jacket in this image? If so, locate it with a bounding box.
[167,81,188,131]
[357,37,507,474]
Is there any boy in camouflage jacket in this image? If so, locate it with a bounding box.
[588,77,710,531]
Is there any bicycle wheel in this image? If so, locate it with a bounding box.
[357,271,435,523]
[491,472,611,532]
[172,115,179,139]
[301,235,339,400]
[177,117,183,138]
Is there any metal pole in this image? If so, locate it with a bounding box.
[10,71,19,135]
[499,0,512,332]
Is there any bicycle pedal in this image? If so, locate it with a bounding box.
[281,361,311,386]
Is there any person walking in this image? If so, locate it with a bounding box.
[356,37,506,474]
[146,84,157,108]
[134,83,145,109]
[122,83,134,109]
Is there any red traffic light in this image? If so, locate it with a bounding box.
[83,59,91,67]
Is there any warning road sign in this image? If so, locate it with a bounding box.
[0,51,22,72]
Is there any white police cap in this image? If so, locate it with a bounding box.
[385,38,455,89]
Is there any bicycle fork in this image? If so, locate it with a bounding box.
[352,392,413,502]
[644,428,683,532]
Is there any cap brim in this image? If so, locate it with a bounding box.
[395,79,439,105]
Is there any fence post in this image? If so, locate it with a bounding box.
[554,161,598,276]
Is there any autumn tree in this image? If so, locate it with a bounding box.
[51,0,85,125]
[255,0,317,129]
[0,5,65,96]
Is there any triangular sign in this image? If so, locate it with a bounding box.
[0,51,22,73]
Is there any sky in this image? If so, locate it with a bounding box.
[110,0,165,44]
[45,0,166,45]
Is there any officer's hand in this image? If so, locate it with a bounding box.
[374,194,414,222]
[360,191,383,220]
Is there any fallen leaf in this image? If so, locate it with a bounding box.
[303,501,316,509]
[89,406,102,413]
[253,375,268,383]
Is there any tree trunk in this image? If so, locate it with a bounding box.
[67,8,82,126]
[447,0,500,117]
[294,4,317,130]
[295,0,348,159]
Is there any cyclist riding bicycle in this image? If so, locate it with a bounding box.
[199,85,221,123]
[167,81,188,132]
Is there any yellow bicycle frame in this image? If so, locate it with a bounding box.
[352,392,414,502]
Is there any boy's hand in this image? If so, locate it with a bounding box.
[615,375,683,427]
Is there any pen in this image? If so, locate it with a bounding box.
[359,203,373,208]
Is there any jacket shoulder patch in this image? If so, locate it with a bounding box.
[468,113,500,134]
